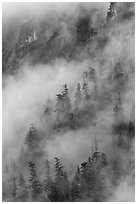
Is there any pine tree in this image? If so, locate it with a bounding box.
[25,124,38,148]
[45,159,51,182]
[56,94,64,122]
[71,166,81,201]
[113,62,124,81]
[113,92,123,120]
[54,157,64,181]
[80,162,88,175]
[75,83,82,109]
[12,177,17,200]
[16,174,28,201]
[88,67,97,100]
[75,166,80,179]
[56,84,71,123]
[44,159,53,200]
[54,157,70,201]
[28,161,42,201]
[62,84,71,116]
[82,82,89,100]
[44,97,53,118]
[88,67,96,80]
[79,161,90,198]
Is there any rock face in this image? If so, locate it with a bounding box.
[2,2,134,74]
[107,2,117,22]
[76,16,97,44]
[2,11,100,74]
[3,20,40,73]
[3,18,74,74]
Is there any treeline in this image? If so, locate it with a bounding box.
[3,118,134,202]
[50,67,97,130]
[3,148,109,202]
[2,64,134,201]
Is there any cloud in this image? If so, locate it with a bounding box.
[2,2,135,202]
[108,178,135,201]
[2,2,109,22]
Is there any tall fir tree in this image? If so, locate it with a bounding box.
[45,159,51,182]
[54,157,64,182]
[12,177,17,201]
[16,174,28,201]
[75,83,82,109]
[54,157,70,201]
[28,161,42,201]
[56,84,71,123]
[56,94,64,122]
[82,82,89,100]
[44,159,53,200]
[44,97,53,119]
[25,124,38,148]
[71,166,81,201]
[62,84,71,116]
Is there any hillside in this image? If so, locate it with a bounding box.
[2,2,135,202]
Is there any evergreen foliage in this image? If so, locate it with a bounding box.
[2,67,134,201]
[28,161,42,201]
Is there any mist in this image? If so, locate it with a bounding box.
[2,2,135,202]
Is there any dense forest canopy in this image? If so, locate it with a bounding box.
[2,2,135,202]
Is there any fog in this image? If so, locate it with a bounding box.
[2,2,135,202]
[2,2,109,21]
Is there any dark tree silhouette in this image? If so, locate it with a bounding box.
[28,161,42,201]
[25,124,38,148]
[54,157,70,201]
[75,83,82,109]
[71,166,81,201]
[62,84,71,117]
[56,84,71,124]
[82,81,90,101]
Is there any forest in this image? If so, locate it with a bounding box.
[2,2,135,202]
[3,65,135,201]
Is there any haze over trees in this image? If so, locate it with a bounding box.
[2,2,135,202]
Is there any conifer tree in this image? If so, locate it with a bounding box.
[25,124,38,148]
[71,166,81,201]
[75,166,80,179]
[82,82,89,100]
[56,94,64,122]
[12,177,17,200]
[16,174,28,201]
[62,84,71,116]
[80,161,89,193]
[28,161,42,201]
[44,97,53,118]
[88,67,96,80]
[56,84,71,123]
[45,159,51,182]
[75,83,82,109]
[54,157,64,181]
[44,159,53,200]
[88,67,97,99]
[54,157,70,201]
